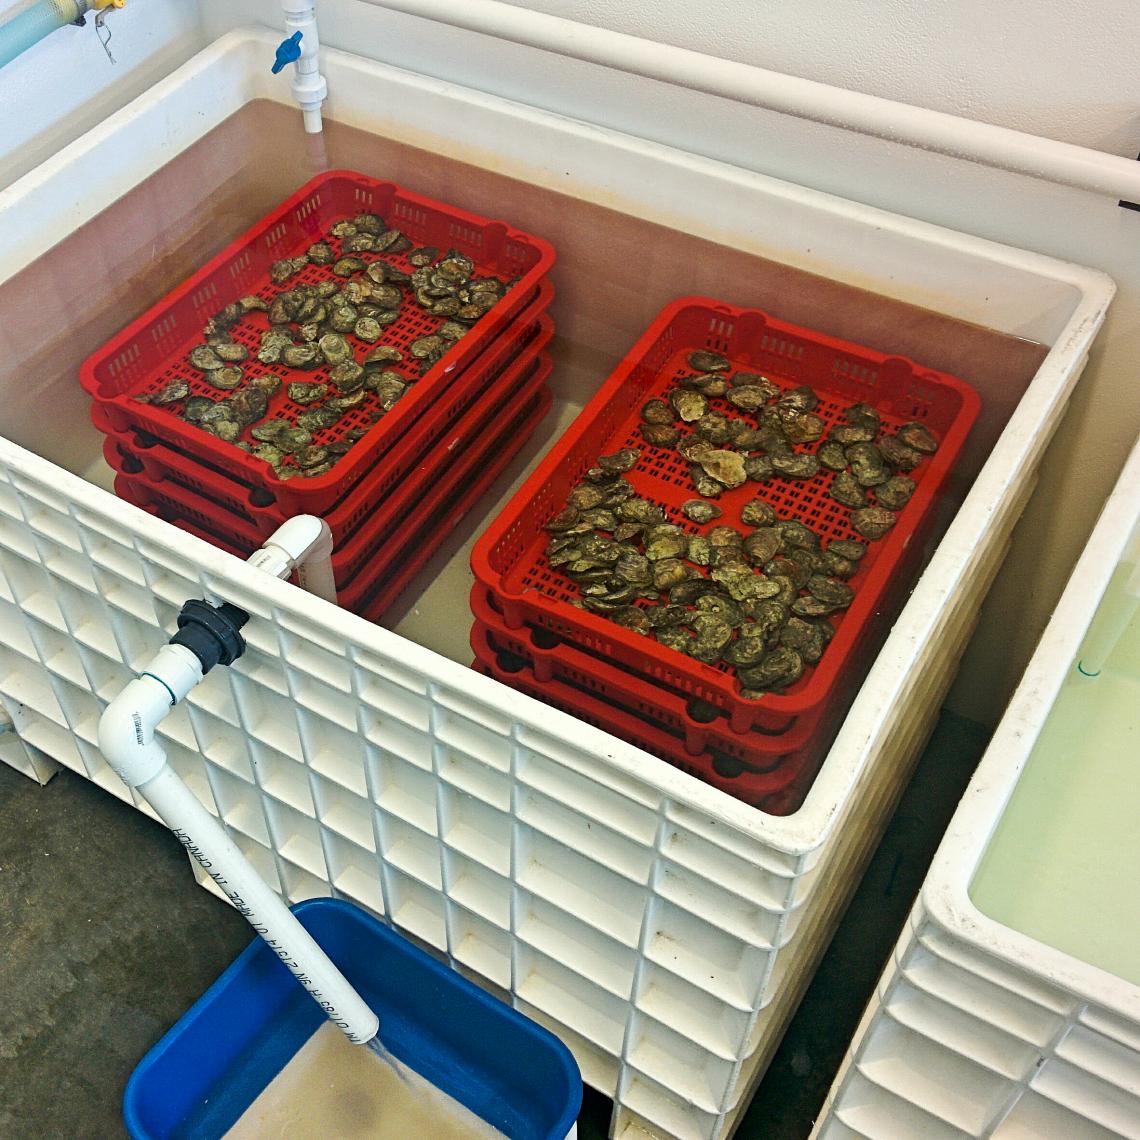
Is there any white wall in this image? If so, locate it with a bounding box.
[5,0,1140,724]
[492,0,1140,155]
[0,0,205,189]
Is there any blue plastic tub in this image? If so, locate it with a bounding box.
[123,898,581,1139]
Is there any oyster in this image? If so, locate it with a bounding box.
[770,453,820,480]
[776,519,820,549]
[695,412,733,445]
[148,379,190,405]
[597,448,641,475]
[213,342,248,364]
[818,440,848,471]
[211,366,243,391]
[698,450,747,488]
[847,442,889,487]
[851,506,896,540]
[777,385,819,413]
[806,575,854,608]
[318,333,353,366]
[690,615,733,663]
[738,647,804,692]
[782,413,825,445]
[371,373,407,411]
[670,389,707,423]
[641,423,680,447]
[829,470,867,508]
[730,372,780,400]
[682,500,722,524]
[744,455,774,482]
[362,344,403,366]
[829,538,867,560]
[691,468,725,498]
[258,328,293,364]
[740,499,777,527]
[897,421,939,454]
[687,350,730,372]
[281,344,322,369]
[227,386,269,427]
[652,558,693,591]
[287,381,328,405]
[743,527,782,565]
[640,398,674,425]
[726,385,771,413]
[296,406,341,432]
[779,617,832,664]
[188,344,224,372]
[879,434,923,472]
[352,213,384,234]
[326,391,367,412]
[332,256,367,277]
[344,233,376,252]
[250,419,290,443]
[410,334,447,361]
[875,475,916,511]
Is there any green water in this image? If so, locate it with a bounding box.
[970,560,1140,985]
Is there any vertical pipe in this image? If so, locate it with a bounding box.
[281,0,328,133]
[138,764,380,1044]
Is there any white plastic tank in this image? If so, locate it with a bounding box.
[0,25,1118,1140]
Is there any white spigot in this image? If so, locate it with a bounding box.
[280,0,328,133]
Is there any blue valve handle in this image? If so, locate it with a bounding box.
[272,30,302,74]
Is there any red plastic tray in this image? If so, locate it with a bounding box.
[81,169,556,514]
[106,281,553,529]
[470,587,841,761]
[115,349,552,597]
[471,296,980,734]
[149,384,554,623]
[354,386,555,622]
[107,312,554,546]
[471,626,821,813]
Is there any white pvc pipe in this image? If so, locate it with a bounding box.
[282,0,328,133]
[98,644,379,1045]
[359,0,1140,203]
[247,515,337,604]
[139,765,378,1042]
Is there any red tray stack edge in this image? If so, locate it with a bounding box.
[470,297,979,812]
[80,171,557,618]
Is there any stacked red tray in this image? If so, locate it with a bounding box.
[470,297,979,812]
[80,171,556,616]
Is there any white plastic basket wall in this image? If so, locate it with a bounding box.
[0,436,1034,1140]
[0,31,1117,1140]
[814,433,1140,1140]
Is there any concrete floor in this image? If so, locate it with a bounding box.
[0,710,988,1139]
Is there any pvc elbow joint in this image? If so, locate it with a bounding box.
[98,644,203,787]
[99,600,248,788]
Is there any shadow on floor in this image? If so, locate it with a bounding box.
[0,708,989,1139]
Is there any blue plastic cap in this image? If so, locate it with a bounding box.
[271,31,303,74]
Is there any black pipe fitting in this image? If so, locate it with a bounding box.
[171,599,249,674]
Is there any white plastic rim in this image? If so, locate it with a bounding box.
[0,27,1115,860]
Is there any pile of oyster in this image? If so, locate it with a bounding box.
[137,212,511,481]
[542,350,940,695]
